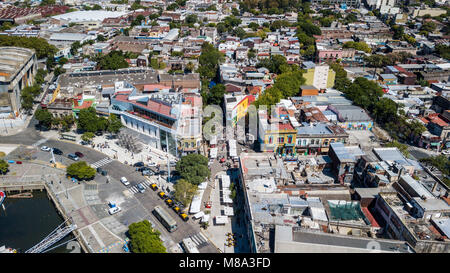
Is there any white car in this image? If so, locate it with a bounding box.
[108,206,121,215]
[41,146,51,152]
[148,162,157,167]
[442,150,450,155]
[120,177,130,186]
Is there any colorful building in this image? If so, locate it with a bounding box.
[258,109,297,156]
[224,94,255,127]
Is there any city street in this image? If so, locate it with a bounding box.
[0,120,219,253]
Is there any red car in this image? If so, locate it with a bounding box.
[219,157,226,163]
[75,152,84,158]
[16,161,22,164]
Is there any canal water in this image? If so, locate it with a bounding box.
[0,190,78,253]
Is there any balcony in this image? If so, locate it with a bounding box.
[123,111,177,135]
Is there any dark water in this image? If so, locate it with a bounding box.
[0,190,78,253]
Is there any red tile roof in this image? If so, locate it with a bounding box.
[73,100,93,110]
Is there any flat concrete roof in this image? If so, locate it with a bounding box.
[275,226,414,253]
[0,47,34,82]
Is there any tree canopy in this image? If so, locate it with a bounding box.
[35,109,53,128]
[77,107,108,133]
[0,160,9,175]
[198,42,224,80]
[66,161,96,180]
[128,220,166,253]
[173,178,198,206]
[175,154,210,185]
[95,50,129,70]
[0,36,57,59]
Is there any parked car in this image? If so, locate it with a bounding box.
[147,162,157,167]
[142,169,154,176]
[16,161,22,164]
[180,213,189,222]
[95,131,103,136]
[120,177,130,186]
[41,146,51,152]
[158,191,167,199]
[137,166,150,172]
[101,170,107,176]
[52,148,63,155]
[169,161,177,167]
[74,152,84,158]
[67,154,79,161]
[108,206,121,215]
[133,162,145,167]
[172,206,181,214]
[136,184,145,193]
[165,198,174,207]
[150,183,158,191]
[80,140,90,145]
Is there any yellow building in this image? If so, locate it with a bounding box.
[258,109,297,156]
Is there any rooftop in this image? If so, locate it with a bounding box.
[0,47,35,82]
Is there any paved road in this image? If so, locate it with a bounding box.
[1,124,218,253]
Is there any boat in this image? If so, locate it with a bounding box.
[0,245,17,253]
[0,191,5,207]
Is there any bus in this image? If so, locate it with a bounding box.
[152,206,178,232]
[60,133,76,141]
[181,237,199,253]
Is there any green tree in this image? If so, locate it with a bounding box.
[185,14,198,25]
[35,68,48,85]
[92,4,102,10]
[59,114,75,132]
[175,154,210,185]
[128,220,166,253]
[58,57,68,66]
[81,132,95,142]
[173,178,198,206]
[35,109,53,128]
[344,77,383,111]
[343,41,372,53]
[198,42,224,80]
[204,84,225,106]
[420,21,437,33]
[70,41,81,55]
[77,107,100,132]
[96,34,106,42]
[0,159,9,175]
[0,36,57,59]
[248,22,259,31]
[95,51,129,70]
[373,97,398,124]
[256,54,288,74]
[66,161,96,180]
[107,114,123,134]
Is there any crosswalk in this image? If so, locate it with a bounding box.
[90,157,113,168]
[128,180,151,194]
[188,233,208,248]
[32,138,48,147]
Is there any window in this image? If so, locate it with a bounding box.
[303,139,307,146]
[287,135,292,144]
[278,137,284,144]
[268,136,273,144]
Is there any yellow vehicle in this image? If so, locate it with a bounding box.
[158,191,167,199]
[150,183,158,191]
[165,198,174,207]
[180,213,189,222]
[172,206,181,214]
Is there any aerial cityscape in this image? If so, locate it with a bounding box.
[0,0,449,257]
